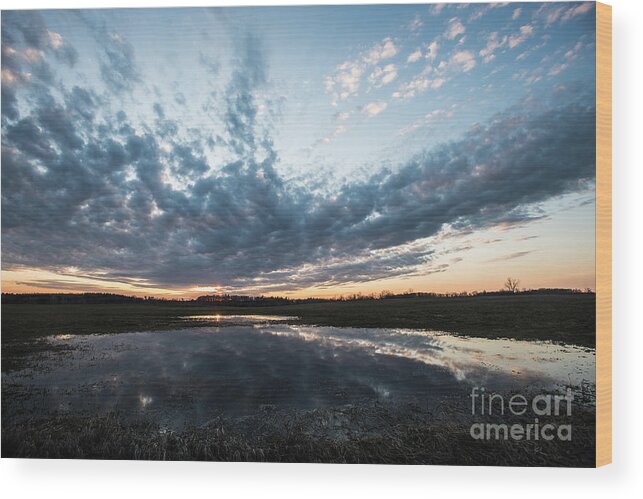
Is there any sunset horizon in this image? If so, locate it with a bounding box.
[0,272,595,300]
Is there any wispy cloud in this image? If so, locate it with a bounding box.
[487,251,533,263]
[408,14,423,32]
[399,106,455,136]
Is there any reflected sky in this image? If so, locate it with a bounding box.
[3,320,595,429]
[181,314,299,324]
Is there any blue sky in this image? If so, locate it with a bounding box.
[1,3,597,297]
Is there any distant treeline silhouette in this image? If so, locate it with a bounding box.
[1,293,151,305]
[2,288,594,305]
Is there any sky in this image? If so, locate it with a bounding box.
[1,2,597,298]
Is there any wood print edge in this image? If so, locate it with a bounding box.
[595,1,612,468]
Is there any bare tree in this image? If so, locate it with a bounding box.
[504,277,520,293]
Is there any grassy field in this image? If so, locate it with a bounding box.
[2,293,595,341]
[1,295,596,464]
[1,401,596,466]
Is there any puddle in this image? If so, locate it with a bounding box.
[180,314,298,324]
[3,324,595,430]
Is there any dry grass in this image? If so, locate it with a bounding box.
[2,402,596,466]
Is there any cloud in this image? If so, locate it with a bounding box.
[537,3,593,27]
[467,2,509,23]
[512,67,543,86]
[445,18,466,40]
[539,6,566,27]
[560,2,595,23]
[98,31,140,93]
[13,279,119,293]
[393,73,446,100]
[545,39,586,79]
[324,37,398,103]
[363,37,398,65]
[508,25,535,49]
[564,41,583,61]
[335,111,350,122]
[362,101,388,118]
[549,63,568,76]
[393,43,476,100]
[449,50,476,72]
[488,251,533,263]
[405,41,438,66]
[407,49,422,63]
[368,64,398,87]
[320,124,348,145]
[430,5,445,17]
[425,107,454,121]
[324,60,363,101]
[399,106,455,136]
[1,11,78,119]
[512,8,522,20]
[2,11,50,51]
[480,32,507,63]
[70,10,142,94]
[2,83,596,292]
[409,15,423,32]
[425,40,439,61]
[48,31,78,67]
[222,34,268,156]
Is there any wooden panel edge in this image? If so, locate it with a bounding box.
[595,1,612,468]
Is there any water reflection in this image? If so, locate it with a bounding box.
[3,323,595,430]
[181,314,298,324]
[261,325,595,385]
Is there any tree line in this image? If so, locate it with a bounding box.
[2,285,594,305]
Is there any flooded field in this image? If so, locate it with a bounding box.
[3,316,595,431]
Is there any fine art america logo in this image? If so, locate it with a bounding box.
[469,387,573,441]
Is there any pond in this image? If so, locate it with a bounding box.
[3,316,595,430]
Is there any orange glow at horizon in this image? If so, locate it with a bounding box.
[1,197,595,300]
[2,261,595,300]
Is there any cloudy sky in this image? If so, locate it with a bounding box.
[1,3,597,298]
